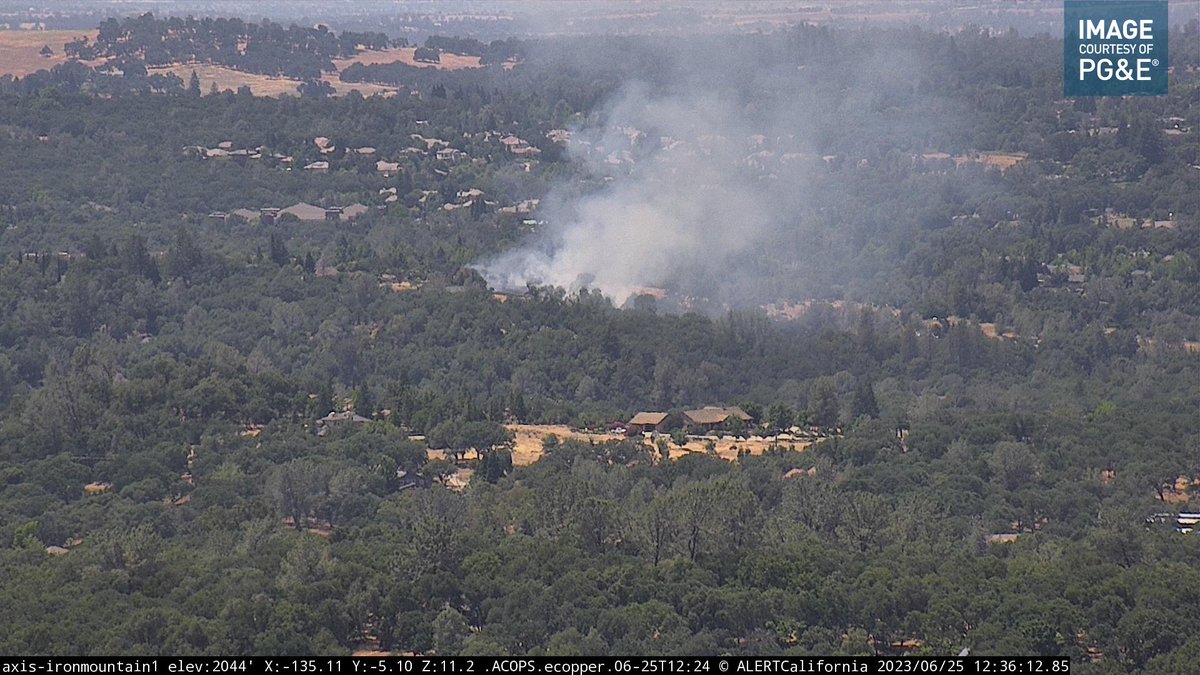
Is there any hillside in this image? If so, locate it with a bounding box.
[0,10,1198,667]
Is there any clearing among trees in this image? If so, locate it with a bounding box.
[0,30,93,77]
[506,424,812,464]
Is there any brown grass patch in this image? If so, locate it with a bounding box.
[975,152,1027,171]
[1158,475,1197,503]
[421,425,814,492]
[148,64,301,96]
[148,64,400,98]
[0,36,405,98]
[662,434,813,461]
[508,424,625,465]
[333,47,483,72]
[507,424,811,464]
[322,73,398,97]
[426,424,812,470]
[1159,489,1190,504]
[0,30,95,77]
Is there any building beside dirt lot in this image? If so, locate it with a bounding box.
[626,411,671,435]
[683,406,753,433]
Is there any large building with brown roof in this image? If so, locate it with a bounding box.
[683,406,752,431]
[280,202,329,222]
[627,411,670,435]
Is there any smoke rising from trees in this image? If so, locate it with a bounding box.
[476,30,955,308]
[478,79,813,304]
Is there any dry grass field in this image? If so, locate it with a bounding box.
[147,64,400,98]
[0,30,94,77]
[976,152,1027,171]
[332,47,483,72]
[0,33,416,98]
[322,74,398,97]
[423,423,813,488]
[507,424,626,465]
[148,64,303,96]
[506,424,812,464]
[425,424,815,491]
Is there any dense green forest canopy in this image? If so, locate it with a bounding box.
[0,15,1198,670]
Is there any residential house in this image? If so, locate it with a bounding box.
[501,134,541,156]
[317,410,370,436]
[313,136,336,154]
[683,406,753,433]
[280,202,329,222]
[498,198,540,215]
[410,134,449,150]
[323,203,369,222]
[341,203,369,220]
[627,412,671,435]
[231,208,260,223]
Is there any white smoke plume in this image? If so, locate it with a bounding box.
[479,82,802,305]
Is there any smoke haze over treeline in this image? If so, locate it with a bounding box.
[478,84,795,303]
[0,1,1095,36]
[472,13,1196,312]
[477,27,967,308]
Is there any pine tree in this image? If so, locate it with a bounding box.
[164,228,202,280]
[268,233,289,266]
[808,377,841,430]
[851,378,879,419]
[187,70,201,97]
[351,385,374,417]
